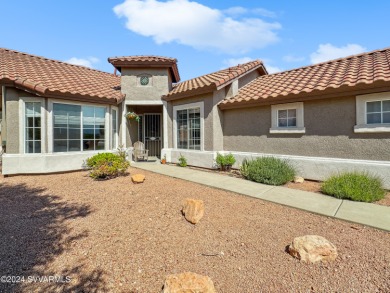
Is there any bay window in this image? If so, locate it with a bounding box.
[53,103,106,152]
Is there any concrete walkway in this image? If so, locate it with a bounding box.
[133,161,390,232]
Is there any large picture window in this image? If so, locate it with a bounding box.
[176,107,201,150]
[25,102,41,153]
[53,103,106,152]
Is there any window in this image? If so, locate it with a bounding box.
[112,109,118,149]
[366,100,390,124]
[355,92,390,133]
[270,102,305,134]
[53,103,106,152]
[138,74,152,86]
[82,106,105,151]
[278,109,297,127]
[173,102,203,150]
[25,102,41,153]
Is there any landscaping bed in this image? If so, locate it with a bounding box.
[186,165,390,207]
[0,167,389,292]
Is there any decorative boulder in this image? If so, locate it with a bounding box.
[182,199,204,224]
[131,174,145,183]
[288,235,338,263]
[162,272,216,293]
[294,176,305,183]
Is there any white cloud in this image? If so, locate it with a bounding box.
[113,0,281,54]
[310,43,366,64]
[223,57,254,67]
[223,6,247,16]
[283,55,305,62]
[253,8,276,18]
[66,57,99,68]
[265,64,282,74]
[224,57,282,74]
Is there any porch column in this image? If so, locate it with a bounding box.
[163,100,168,149]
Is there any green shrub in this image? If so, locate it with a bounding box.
[321,172,385,202]
[216,153,236,170]
[178,154,187,167]
[240,157,296,186]
[86,152,130,180]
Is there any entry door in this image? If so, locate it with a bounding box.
[143,113,162,158]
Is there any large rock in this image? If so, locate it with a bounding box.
[288,235,338,263]
[293,176,305,183]
[182,199,204,224]
[162,272,216,293]
[131,174,145,183]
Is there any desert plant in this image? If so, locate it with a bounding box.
[86,152,130,180]
[240,156,296,185]
[321,172,385,202]
[116,144,127,161]
[215,153,236,171]
[178,154,187,167]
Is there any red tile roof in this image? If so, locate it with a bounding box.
[108,55,180,83]
[163,60,267,100]
[0,48,123,104]
[219,47,390,108]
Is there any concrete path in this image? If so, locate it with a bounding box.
[133,161,390,232]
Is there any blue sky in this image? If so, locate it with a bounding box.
[1,0,390,81]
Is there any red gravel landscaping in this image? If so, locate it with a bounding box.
[0,167,389,292]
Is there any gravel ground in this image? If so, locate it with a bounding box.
[0,167,389,292]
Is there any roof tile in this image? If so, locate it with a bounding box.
[0,48,123,103]
[164,60,265,100]
[220,47,390,107]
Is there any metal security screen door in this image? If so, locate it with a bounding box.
[143,113,162,158]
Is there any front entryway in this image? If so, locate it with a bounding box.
[138,113,162,158]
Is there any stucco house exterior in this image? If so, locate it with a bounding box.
[1,47,390,187]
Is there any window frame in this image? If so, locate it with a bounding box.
[19,97,46,154]
[173,102,204,151]
[355,92,390,133]
[47,99,109,153]
[270,102,305,134]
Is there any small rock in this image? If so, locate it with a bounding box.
[162,272,216,293]
[182,199,204,224]
[294,176,305,183]
[131,174,145,183]
[288,235,338,264]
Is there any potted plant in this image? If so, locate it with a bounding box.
[161,154,167,164]
[125,111,140,122]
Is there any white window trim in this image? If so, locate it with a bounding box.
[270,102,305,134]
[173,101,204,151]
[111,106,119,150]
[47,99,109,153]
[19,97,46,154]
[354,92,390,133]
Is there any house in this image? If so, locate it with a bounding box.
[1,47,390,187]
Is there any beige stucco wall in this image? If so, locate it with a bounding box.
[238,70,260,89]
[223,96,390,161]
[4,87,19,153]
[121,67,170,102]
